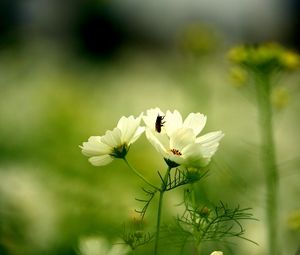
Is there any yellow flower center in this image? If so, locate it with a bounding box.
[170,149,182,156]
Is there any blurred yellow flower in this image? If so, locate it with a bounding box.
[287,210,300,230]
[229,66,248,87]
[281,51,300,70]
[227,45,248,64]
[228,43,300,74]
[179,23,219,56]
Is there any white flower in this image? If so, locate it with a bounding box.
[79,236,130,255]
[80,115,144,166]
[143,108,224,168]
[210,251,223,255]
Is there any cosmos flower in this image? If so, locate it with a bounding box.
[143,108,223,168]
[80,115,144,166]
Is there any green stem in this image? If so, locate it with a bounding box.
[189,186,201,255]
[154,166,171,255]
[195,244,201,255]
[255,74,280,255]
[179,236,188,255]
[123,158,159,190]
[190,184,197,209]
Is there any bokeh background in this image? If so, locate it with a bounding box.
[0,0,300,254]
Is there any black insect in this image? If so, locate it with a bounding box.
[155,114,165,133]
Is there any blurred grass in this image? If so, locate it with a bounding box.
[0,42,300,255]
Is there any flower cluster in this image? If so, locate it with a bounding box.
[79,109,256,255]
[80,108,224,169]
[228,43,300,75]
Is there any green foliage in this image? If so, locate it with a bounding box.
[177,199,257,245]
[0,40,299,255]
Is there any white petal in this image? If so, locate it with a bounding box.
[80,136,111,156]
[145,128,168,155]
[200,143,220,158]
[170,128,195,151]
[196,131,224,146]
[167,153,185,165]
[87,136,102,142]
[164,110,183,136]
[89,155,114,166]
[129,126,145,145]
[183,113,207,136]
[185,157,210,168]
[142,107,164,130]
[195,131,223,159]
[117,115,134,141]
[181,142,199,156]
[117,115,132,131]
[117,115,142,143]
[181,143,210,168]
[101,128,122,147]
[210,252,223,255]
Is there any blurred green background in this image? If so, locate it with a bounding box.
[0,0,300,254]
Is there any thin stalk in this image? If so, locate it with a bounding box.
[179,236,188,255]
[123,158,159,190]
[190,184,197,209]
[195,244,201,255]
[154,190,164,255]
[190,185,201,255]
[255,74,280,255]
[154,166,171,255]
